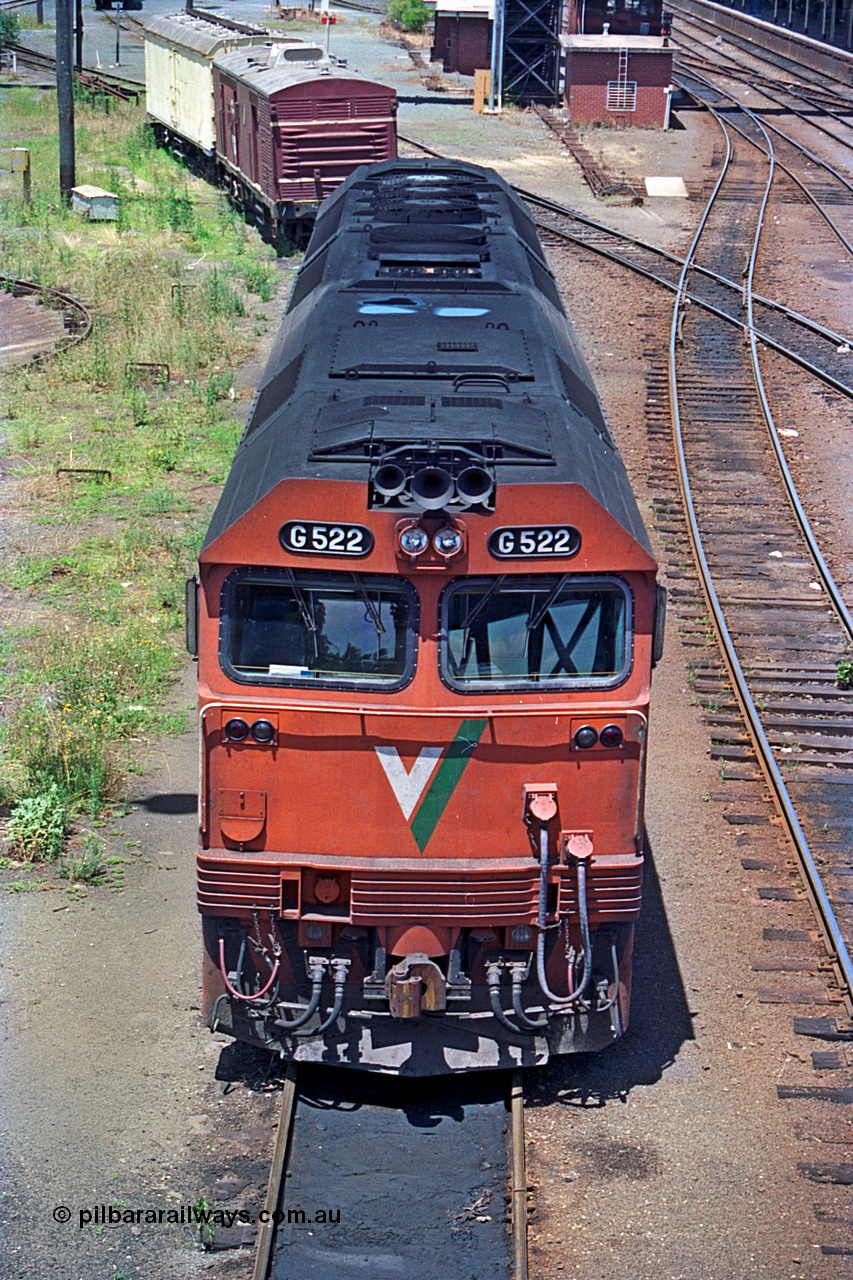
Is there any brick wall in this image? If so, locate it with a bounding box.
[565,47,673,126]
[433,15,491,75]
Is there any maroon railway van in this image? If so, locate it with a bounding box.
[213,45,397,236]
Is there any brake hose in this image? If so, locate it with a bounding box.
[297,961,349,1036]
[271,960,326,1031]
[535,825,593,1007]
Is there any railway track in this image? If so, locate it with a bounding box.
[399,134,853,400]
[0,275,92,368]
[669,0,853,79]
[252,1066,528,1280]
[661,83,853,1005]
[672,20,853,128]
[403,98,853,1012]
[8,39,143,97]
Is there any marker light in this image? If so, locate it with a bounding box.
[511,925,533,945]
[399,526,429,556]
[573,725,598,750]
[251,720,276,744]
[304,922,327,942]
[433,527,463,557]
[599,724,624,749]
[225,718,249,742]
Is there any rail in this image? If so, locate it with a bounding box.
[0,275,93,363]
[667,86,853,1007]
[252,1067,528,1279]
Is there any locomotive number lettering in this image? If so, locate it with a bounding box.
[279,521,374,557]
[488,525,581,559]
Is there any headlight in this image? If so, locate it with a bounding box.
[433,527,463,557]
[599,724,624,748]
[251,719,276,744]
[510,925,533,945]
[399,526,429,556]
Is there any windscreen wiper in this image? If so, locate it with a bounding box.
[284,567,317,634]
[459,574,507,633]
[527,574,570,633]
[351,573,385,636]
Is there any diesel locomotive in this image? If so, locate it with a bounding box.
[188,160,665,1074]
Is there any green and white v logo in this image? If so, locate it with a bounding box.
[375,719,488,852]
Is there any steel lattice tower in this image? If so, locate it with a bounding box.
[501,0,562,104]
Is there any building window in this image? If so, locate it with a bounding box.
[606,81,638,111]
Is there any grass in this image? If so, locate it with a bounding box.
[0,89,297,862]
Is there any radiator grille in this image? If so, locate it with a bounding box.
[197,858,279,915]
[197,859,643,924]
[557,864,642,922]
[351,871,538,926]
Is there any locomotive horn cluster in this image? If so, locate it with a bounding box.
[371,459,495,511]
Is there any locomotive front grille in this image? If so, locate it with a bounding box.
[351,864,642,927]
[350,871,538,926]
[197,858,643,924]
[197,857,280,914]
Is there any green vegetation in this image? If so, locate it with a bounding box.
[837,658,853,690]
[5,785,66,861]
[0,89,294,863]
[191,1197,216,1252]
[59,835,106,885]
[386,0,431,31]
[0,12,21,48]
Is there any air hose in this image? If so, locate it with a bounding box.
[535,825,593,1008]
[270,959,326,1031]
[297,960,349,1036]
[218,936,280,1002]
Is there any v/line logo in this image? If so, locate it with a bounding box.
[374,719,488,852]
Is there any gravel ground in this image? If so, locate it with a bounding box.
[2,14,853,1280]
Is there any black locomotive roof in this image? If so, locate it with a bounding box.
[203,160,651,553]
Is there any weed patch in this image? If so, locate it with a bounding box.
[5,784,67,861]
[0,89,297,863]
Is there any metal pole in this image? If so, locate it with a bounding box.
[56,0,75,204]
[830,0,837,39]
[75,0,83,72]
[489,0,498,110]
[787,0,793,26]
[773,0,778,22]
[821,0,827,35]
[115,0,121,64]
[37,0,44,23]
[846,0,852,47]
[496,0,506,110]
[804,0,810,31]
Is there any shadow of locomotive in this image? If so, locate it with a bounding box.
[136,791,198,815]
[525,833,694,1110]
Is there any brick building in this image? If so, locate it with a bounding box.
[561,34,675,127]
[431,0,493,76]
